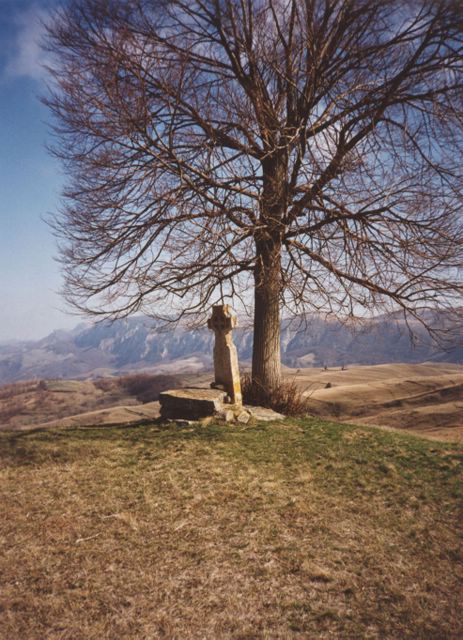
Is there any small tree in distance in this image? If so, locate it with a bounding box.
[44,0,463,396]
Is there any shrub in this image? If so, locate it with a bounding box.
[118,374,182,403]
[0,381,37,400]
[241,372,310,416]
[94,378,118,393]
[0,397,24,423]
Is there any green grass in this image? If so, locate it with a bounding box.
[0,418,462,639]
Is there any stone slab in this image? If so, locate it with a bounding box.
[216,409,235,423]
[245,406,285,422]
[236,410,251,424]
[159,388,227,419]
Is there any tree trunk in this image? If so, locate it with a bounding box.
[251,238,282,394]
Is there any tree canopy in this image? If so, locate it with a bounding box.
[45,0,463,390]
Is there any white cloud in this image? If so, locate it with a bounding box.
[5,6,52,81]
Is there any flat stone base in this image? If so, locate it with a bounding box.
[159,388,286,424]
[159,388,227,420]
[245,406,285,422]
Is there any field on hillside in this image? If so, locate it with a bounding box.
[0,374,184,431]
[291,363,463,441]
[1,418,462,639]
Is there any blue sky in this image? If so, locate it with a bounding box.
[0,0,77,341]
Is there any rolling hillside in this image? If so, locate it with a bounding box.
[294,363,463,441]
[0,364,462,441]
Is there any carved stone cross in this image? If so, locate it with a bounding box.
[207,305,242,406]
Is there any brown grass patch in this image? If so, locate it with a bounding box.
[291,363,463,440]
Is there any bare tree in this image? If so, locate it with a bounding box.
[44,0,463,393]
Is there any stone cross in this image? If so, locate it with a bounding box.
[207,305,242,406]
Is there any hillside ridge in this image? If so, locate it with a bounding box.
[1,311,462,383]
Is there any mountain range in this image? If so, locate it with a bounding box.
[0,312,461,384]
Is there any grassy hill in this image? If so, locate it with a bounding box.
[1,418,461,639]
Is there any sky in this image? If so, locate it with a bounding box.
[0,0,78,342]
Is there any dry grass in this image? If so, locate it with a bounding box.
[241,372,310,416]
[0,418,462,639]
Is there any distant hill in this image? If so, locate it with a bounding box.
[0,312,461,384]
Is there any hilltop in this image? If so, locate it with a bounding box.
[0,418,461,639]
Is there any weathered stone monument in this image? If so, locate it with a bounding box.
[159,304,284,423]
[159,305,243,421]
[207,305,242,406]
